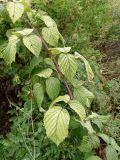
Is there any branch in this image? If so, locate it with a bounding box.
[39,34,74,100]
[28,22,74,99]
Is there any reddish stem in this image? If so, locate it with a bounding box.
[29,23,74,99]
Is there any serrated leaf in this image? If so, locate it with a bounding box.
[69,100,86,121]
[46,77,60,100]
[105,145,118,160]
[23,34,42,57]
[58,54,78,80]
[3,35,19,64]
[33,83,44,108]
[109,137,120,152]
[98,133,110,144]
[7,1,24,23]
[21,0,31,11]
[44,106,70,145]
[92,115,110,129]
[81,121,95,134]
[42,26,60,46]
[41,15,56,27]
[29,56,43,72]
[70,79,85,88]
[79,136,93,153]
[12,28,33,36]
[37,68,53,78]
[44,58,56,70]
[74,86,94,107]
[50,95,70,108]
[50,47,71,55]
[86,156,101,160]
[69,117,81,130]
[0,42,7,59]
[75,52,94,81]
[90,134,100,148]
[79,134,100,153]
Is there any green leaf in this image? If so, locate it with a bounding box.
[33,83,44,108]
[44,106,70,145]
[37,68,53,78]
[3,35,19,64]
[0,42,7,59]
[75,52,94,81]
[98,134,120,152]
[41,15,56,27]
[58,54,78,80]
[21,0,31,11]
[98,133,110,144]
[90,134,100,149]
[7,1,24,23]
[42,26,60,46]
[79,136,93,153]
[91,114,110,129]
[44,58,56,70]
[70,79,85,88]
[68,100,86,121]
[12,28,33,36]
[79,134,100,152]
[74,86,94,107]
[109,137,120,152]
[81,121,95,134]
[29,56,43,72]
[86,156,101,160]
[105,145,118,160]
[50,95,70,108]
[46,77,60,100]
[23,34,42,57]
[50,47,71,55]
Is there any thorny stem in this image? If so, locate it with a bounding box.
[27,21,74,100]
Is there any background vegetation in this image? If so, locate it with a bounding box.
[0,0,120,160]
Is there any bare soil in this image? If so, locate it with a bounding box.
[101,40,120,80]
[0,77,21,136]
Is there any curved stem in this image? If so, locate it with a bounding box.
[39,34,74,99]
[27,21,74,99]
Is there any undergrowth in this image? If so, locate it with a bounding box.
[0,0,120,160]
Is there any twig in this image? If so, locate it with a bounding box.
[29,80,36,160]
[38,32,74,99]
[30,98,36,160]
[27,21,74,100]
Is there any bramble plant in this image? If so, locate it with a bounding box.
[0,0,120,160]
